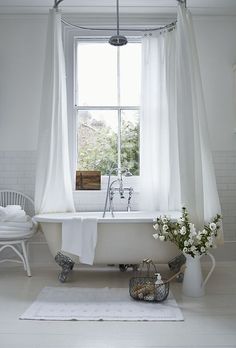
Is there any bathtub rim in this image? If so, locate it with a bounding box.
[34,210,181,224]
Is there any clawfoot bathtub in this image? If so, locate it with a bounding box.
[34,211,181,280]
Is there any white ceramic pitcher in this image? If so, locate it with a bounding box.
[182,252,216,297]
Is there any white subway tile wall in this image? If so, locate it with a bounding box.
[0,150,235,261]
[212,151,236,242]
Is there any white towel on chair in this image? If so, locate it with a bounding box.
[61,217,98,265]
[0,205,28,222]
[0,220,33,230]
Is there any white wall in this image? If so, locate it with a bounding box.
[0,15,47,151]
[194,16,236,151]
[0,13,235,262]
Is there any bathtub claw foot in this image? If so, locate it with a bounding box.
[168,253,186,282]
[55,252,75,282]
[119,264,139,272]
[58,268,71,283]
[119,264,129,272]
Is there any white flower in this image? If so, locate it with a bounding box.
[180,217,185,222]
[202,229,208,235]
[201,246,205,253]
[188,239,194,245]
[162,217,168,224]
[174,230,178,235]
[205,242,210,248]
[209,222,217,231]
[180,226,186,235]
[190,245,196,251]
[153,233,159,240]
[196,234,202,240]
[153,223,159,231]
[183,247,188,253]
[159,235,165,241]
[163,224,168,231]
[184,240,189,246]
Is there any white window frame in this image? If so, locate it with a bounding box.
[64,27,141,192]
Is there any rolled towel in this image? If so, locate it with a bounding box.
[0,219,33,230]
[0,205,27,222]
[5,205,25,216]
[4,214,28,222]
[6,205,22,211]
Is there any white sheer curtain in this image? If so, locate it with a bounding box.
[139,3,221,230]
[139,30,180,212]
[35,9,75,214]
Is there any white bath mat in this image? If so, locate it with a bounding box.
[20,287,183,321]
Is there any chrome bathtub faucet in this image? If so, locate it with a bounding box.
[103,165,133,218]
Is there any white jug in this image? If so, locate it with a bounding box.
[182,252,216,297]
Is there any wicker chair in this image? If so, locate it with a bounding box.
[0,190,36,276]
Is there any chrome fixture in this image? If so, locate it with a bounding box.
[109,0,128,46]
[127,187,134,212]
[177,0,187,7]
[103,165,133,218]
[54,0,185,35]
[54,0,64,9]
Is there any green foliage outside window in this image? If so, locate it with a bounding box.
[77,111,139,175]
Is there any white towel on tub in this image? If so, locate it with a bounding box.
[61,217,98,265]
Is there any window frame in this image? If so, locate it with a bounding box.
[64,28,141,191]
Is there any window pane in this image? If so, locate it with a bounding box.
[77,110,118,175]
[121,110,140,175]
[76,42,118,106]
[120,43,141,106]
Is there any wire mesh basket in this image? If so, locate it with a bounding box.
[129,259,170,303]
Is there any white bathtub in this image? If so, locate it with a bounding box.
[34,211,181,265]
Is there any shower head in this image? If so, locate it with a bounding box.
[109,35,128,47]
[109,0,128,47]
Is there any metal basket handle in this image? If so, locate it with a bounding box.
[138,258,158,276]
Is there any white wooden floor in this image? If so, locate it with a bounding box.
[0,262,236,348]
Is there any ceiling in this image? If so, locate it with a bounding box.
[0,0,236,15]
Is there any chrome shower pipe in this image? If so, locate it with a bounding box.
[116,0,120,36]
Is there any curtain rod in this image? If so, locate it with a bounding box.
[61,18,177,33]
[54,0,187,9]
[54,0,186,33]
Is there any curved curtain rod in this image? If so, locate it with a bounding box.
[61,18,177,33]
[54,0,187,9]
[54,0,186,33]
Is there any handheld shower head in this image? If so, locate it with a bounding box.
[124,169,132,177]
